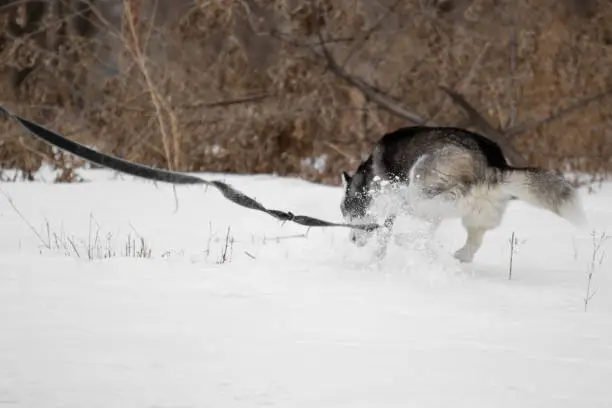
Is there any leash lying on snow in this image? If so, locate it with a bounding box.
[0,107,380,232]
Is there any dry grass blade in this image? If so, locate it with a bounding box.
[123,1,180,171]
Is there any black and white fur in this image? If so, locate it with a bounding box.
[340,126,586,262]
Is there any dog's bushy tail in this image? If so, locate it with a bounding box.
[500,167,586,226]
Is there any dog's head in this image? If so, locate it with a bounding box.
[340,170,376,246]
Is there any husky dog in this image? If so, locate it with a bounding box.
[340,126,586,262]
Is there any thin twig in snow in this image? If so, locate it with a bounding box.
[0,188,49,248]
[584,230,610,312]
[508,231,516,280]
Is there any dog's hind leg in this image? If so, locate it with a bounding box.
[454,226,487,263]
[454,191,510,263]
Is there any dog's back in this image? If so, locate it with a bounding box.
[370,126,583,222]
[370,126,509,184]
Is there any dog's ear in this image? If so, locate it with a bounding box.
[341,171,352,189]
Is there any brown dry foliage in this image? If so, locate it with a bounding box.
[1,0,612,185]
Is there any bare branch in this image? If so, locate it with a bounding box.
[463,42,491,92]
[313,32,528,166]
[315,32,426,125]
[505,89,612,138]
[439,86,528,167]
[340,0,402,68]
[439,86,499,136]
[324,141,356,162]
[177,93,272,110]
[428,42,490,125]
[508,24,518,128]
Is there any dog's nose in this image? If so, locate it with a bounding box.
[350,234,357,242]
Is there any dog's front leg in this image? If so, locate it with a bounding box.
[373,215,397,260]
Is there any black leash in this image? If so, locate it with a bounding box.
[0,107,380,232]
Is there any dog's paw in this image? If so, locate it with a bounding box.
[453,247,474,263]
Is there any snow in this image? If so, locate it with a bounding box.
[1,168,611,407]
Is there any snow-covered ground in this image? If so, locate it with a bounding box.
[1,168,611,408]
